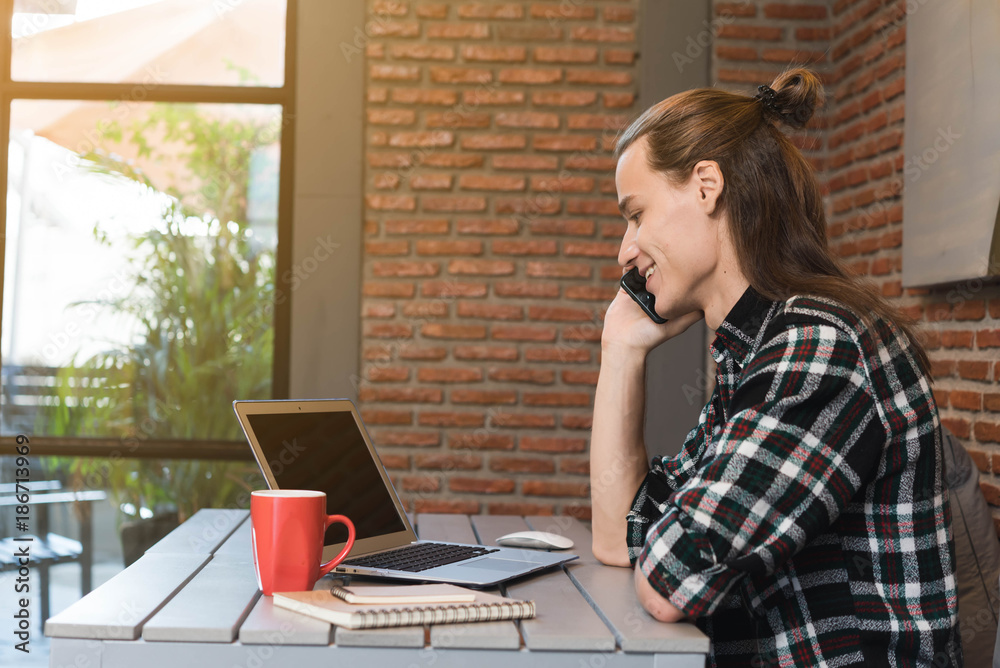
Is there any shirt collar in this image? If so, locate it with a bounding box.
[709,285,779,367]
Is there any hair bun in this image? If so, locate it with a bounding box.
[762,67,825,129]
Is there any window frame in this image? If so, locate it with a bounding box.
[0,0,298,459]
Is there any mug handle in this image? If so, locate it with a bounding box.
[318,514,356,577]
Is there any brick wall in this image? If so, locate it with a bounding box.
[359,0,640,520]
[711,0,1000,535]
[359,0,1000,530]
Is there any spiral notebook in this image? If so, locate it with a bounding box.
[272,583,536,629]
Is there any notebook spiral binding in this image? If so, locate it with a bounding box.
[329,585,536,629]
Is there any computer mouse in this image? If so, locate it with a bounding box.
[495,531,574,550]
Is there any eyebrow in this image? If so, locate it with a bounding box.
[618,194,634,218]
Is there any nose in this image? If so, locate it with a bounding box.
[618,222,638,269]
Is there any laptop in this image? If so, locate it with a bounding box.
[233,398,578,587]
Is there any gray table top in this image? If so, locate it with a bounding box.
[45,509,709,668]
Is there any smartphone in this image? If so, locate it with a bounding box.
[620,267,668,324]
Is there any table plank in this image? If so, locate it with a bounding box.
[44,552,210,640]
[141,556,260,642]
[213,515,253,559]
[525,516,709,654]
[471,515,616,652]
[329,577,426,648]
[239,595,333,646]
[417,513,521,650]
[145,509,247,555]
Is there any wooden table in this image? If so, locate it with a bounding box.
[45,509,709,667]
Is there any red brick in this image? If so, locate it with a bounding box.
[454,345,519,361]
[967,449,991,473]
[370,64,420,81]
[461,134,527,150]
[716,25,784,40]
[426,111,490,128]
[533,46,598,64]
[414,452,483,469]
[459,174,526,191]
[529,3,596,20]
[416,3,450,19]
[372,261,439,277]
[526,262,591,279]
[499,68,562,84]
[389,131,454,148]
[570,26,635,43]
[379,454,410,469]
[522,480,589,497]
[449,477,515,494]
[563,370,599,385]
[490,413,557,428]
[417,367,484,383]
[426,23,489,39]
[363,282,415,298]
[401,301,448,317]
[950,390,982,411]
[390,44,455,60]
[367,109,417,126]
[391,88,459,105]
[429,66,492,84]
[462,89,525,106]
[366,365,410,381]
[451,390,517,405]
[496,25,562,41]
[421,323,487,340]
[488,368,555,384]
[384,218,449,235]
[421,280,488,298]
[457,302,524,320]
[954,300,986,321]
[418,412,485,428]
[416,240,483,255]
[523,392,591,407]
[456,218,521,235]
[359,387,443,403]
[457,3,523,19]
[448,259,516,275]
[373,431,441,447]
[941,331,973,349]
[603,6,635,22]
[361,410,413,425]
[532,91,598,107]
[531,175,595,192]
[423,196,487,212]
[492,325,558,342]
[520,437,587,453]
[373,172,401,190]
[366,194,416,211]
[941,416,970,439]
[973,420,1000,443]
[984,394,1000,412]
[410,174,453,191]
[764,3,828,20]
[566,286,617,301]
[493,155,559,171]
[525,348,590,364]
[716,2,757,17]
[529,306,593,322]
[562,414,593,429]
[496,111,560,129]
[981,481,1000,505]
[490,456,555,474]
[604,49,636,65]
[365,240,409,256]
[560,458,590,475]
[958,361,991,381]
[494,281,560,298]
[492,240,559,256]
[977,330,1000,348]
[603,92,635,108]
[448,433,516,449]
[565,70,632,86]
[400,475,441,493]
[461,45,526,62]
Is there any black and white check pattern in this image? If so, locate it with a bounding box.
[627,286,962,667]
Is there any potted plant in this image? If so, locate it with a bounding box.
[43,103,277,563]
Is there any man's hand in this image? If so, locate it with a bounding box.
[634,564,685,623]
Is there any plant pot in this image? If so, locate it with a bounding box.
[119,512,180,567]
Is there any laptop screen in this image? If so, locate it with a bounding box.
[246,410,407,546]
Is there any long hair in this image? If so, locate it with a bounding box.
[614,67,930,376]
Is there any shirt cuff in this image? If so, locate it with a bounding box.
[625,458,673,567]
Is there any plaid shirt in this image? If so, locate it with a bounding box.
[627,286,962,667]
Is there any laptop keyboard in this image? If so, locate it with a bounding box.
[341,542,500,572]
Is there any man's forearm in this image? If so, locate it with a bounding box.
[590,346,650,566]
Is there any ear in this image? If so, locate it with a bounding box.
[693,160,723,215]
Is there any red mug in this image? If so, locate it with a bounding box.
[250,490,355,596]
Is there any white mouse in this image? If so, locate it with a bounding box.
[495,530,574,550]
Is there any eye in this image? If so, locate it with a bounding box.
[630,211,641,225]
